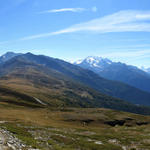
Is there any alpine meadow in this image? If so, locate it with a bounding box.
[0,0,150,150]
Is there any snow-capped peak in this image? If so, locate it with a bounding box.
[74,56,112,68]
[140,66,150,74]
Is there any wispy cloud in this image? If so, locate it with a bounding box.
[39,8,86,14]
[51,10,150,35]
[39,7,97,14]
[19,10,150,40]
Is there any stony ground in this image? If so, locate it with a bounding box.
[0,122,38,150]
[0,108,149,150]
[0,128,25,150]
[0,122,149,150]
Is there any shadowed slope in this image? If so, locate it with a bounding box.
[75,57,150,93]
[0,56,150,115]
[5,53,150,106]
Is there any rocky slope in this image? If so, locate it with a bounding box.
[74,56,150,93]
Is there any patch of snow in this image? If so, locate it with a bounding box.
[140,66,150,73]
[75,59,83,64]
[93,63,99,67]
[33,97,47,105]
[107,61,112,64]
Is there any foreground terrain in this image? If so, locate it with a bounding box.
[0,53,150,149]
[0,106,149,150]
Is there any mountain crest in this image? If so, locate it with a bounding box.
[74,56,112,68]
[75,56,150,93]
[0,52,21,63]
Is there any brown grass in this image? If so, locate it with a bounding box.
[0,106,149,128]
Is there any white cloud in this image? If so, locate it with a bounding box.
[51,10,150,34]
[21,10,150,40]
[39,6,97,14]
[39,8,86,14]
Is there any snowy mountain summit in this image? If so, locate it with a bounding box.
[74,56,112,69]
[74,56,150,93]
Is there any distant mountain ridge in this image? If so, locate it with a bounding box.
[1,52,150,106]
[0,52,21,64]
[74,56,150,93]
[146,68,150,74]
[141,66,150,74]
[1,52,150,115]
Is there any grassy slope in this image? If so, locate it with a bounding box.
[1,65,150,115]
[0,107,150,149]
[0,54,150,149]
[0,86,44,108]
[14,53,150,106]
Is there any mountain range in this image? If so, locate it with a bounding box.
[74,56,150,93]
[1,52,150,115]
[141,66,150,74]
[0,52,21,64]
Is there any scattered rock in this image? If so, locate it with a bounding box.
[108,139,118,144]
[95,141,103,145]
[0,128,28,149]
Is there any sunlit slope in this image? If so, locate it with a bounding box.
[6,53,150,106]
[0,57,150,115]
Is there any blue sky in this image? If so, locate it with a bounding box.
[1,0,150,67]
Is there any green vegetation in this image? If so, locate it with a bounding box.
[0,53,150,149]
[1,123,39,148]
[0,107,149,149]
[0,53,150,115]
[0,66,150,115]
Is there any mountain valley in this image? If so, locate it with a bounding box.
[0,52,150,114]
[0,52,150,149]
